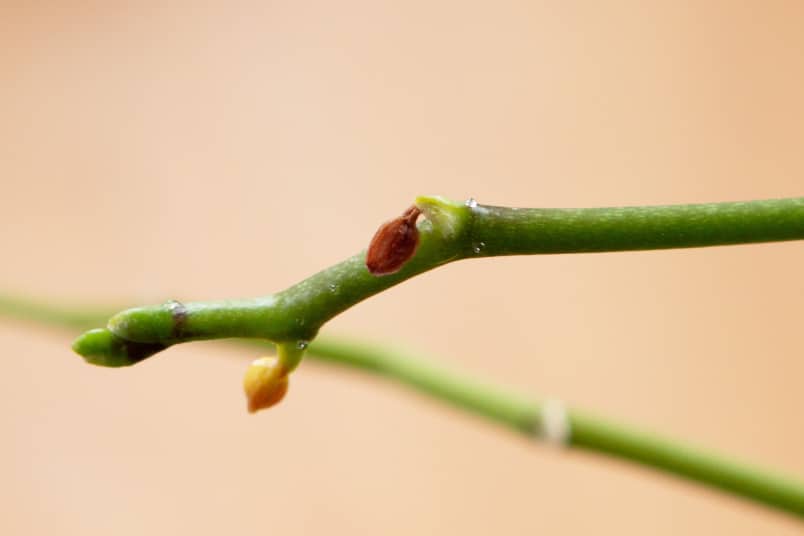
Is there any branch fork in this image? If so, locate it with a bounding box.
[19,194,804,516]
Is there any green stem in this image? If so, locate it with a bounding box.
[309,337,804,517]
[16,195,804,514]
[469,197,804,256]
[74,196,804,362]
[2,296,803,517]
[568,413,804,517]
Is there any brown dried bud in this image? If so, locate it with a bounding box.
[366,205,421,276]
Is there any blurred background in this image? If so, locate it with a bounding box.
[1,1,802,534]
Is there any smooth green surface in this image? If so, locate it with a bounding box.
[71,328,167,367]
[2,295,804,518]
[570,412,804,516]
[470,198,804,256]
[74,197,804,361]
[307,337,540,433]
[307,337,804,517]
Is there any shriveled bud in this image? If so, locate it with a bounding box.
[366,205,421,276]
[243,356,289,413]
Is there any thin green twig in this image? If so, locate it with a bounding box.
[71,196,804,365]
[2,296,803,517]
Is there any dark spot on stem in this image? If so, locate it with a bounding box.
[124,340,170,364]
[166,300,188,338]
[366,205,421,276]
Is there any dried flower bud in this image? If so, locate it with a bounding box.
[243,356,289,413]
[366,205,421,276]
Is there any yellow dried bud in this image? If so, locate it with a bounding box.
[243,356,289,413]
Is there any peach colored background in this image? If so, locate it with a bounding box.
[1,2,803,534]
